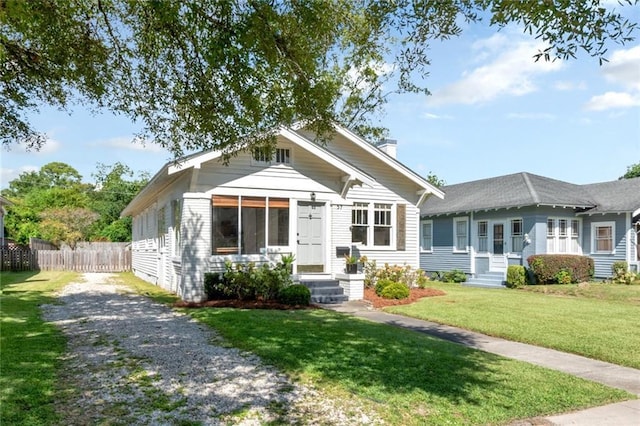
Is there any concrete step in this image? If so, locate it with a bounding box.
[464,281,506,289]
[300,280,347,304]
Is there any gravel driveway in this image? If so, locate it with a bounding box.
[42,273,374,425]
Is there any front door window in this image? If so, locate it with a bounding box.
[493,223,504,254]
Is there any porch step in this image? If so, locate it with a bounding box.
[300,280,349,304]
[465,271,506,289]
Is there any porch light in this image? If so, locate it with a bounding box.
[310,192,316,202]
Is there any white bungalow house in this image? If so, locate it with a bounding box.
[121,124,443,302]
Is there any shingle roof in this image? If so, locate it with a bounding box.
[421,172,640,216]
[582,177,640,214]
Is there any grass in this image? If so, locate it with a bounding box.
[388,282,640,369]
[186,307,632,425]
[110,271,181,305]
[0,270,80,426]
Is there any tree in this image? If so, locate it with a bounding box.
[39,207,99,249]
[2,1,637,156]
[426,172,446,188]
[620,162,640,179]
[89,162,149,241]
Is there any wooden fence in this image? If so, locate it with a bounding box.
[1,247,131,272]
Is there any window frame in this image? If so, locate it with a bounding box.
[421,220,433,252]
[510,218,523,253]
[547,217,582,254]
[211,195,291,255]
[591,221,616,254]
[477,220,488,253]
[351,202,395,249]
[453,217,469,253]
[251,147,293,166]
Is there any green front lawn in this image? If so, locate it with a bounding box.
[187,307,632,425]
[0,271,79,425]
[388,282,640,369]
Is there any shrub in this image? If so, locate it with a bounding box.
[555,269,573,285]
[443,269,467,283]
[364,260,429,289]
[379,282,410,299]
[611,261,639,285]
[527,255,594,284]
[375,279,396,296]
[505,265,526,288]
[277,284,311,306]
[204,272,234,301]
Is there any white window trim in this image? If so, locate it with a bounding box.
[547,217,583,254]
[591,221,616,255]
[420,219,433,253]
[509,218,524,255]
[251,147,293,167]
[351,201,396,250]
[453,216,469,253]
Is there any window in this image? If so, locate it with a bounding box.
[477,221,488,252]
[558,219,568,252]
[571,219,580,253]
[547,219,556,252]
[511,219,523,252]
[454,217,468,252]
[592,222,615,254]
[252,147,291,165]
[421,220,433,251]
[157,206,166,249]
[373,203,392,246]
[275,148,290,164]
[268,198,289,246]
[351,202,369,245]
[212,196,290,255]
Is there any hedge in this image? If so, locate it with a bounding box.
[527,254,594,284]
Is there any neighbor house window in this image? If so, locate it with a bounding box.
[571,219,580,253]
[421,220,433,252]
[275,148,291,164]
[454,217,468,252]
[511,219,523,252]
[477,221,488,252]
[547,219,555,252]
[558,219,568,252]
[252,147,271,164]
[373,203,392,246]
[592,222,615,254]
[212,196,290,255]
[351,202,369,245]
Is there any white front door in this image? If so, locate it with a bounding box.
[297,201,325,273]
[490,222,507,271]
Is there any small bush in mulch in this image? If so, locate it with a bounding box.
[364,287,446,308]
[173,299,317,310]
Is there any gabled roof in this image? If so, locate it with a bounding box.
[331,125,445,200]
[122,124,435,217]
[421,172,640,217]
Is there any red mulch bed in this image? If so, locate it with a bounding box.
[363,287,446,308]
[174,287,446,310]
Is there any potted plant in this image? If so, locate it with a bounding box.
[344,254,359,274]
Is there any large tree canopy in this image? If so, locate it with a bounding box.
[1,0,637,158]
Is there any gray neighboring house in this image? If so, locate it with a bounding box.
[419,172,640,285]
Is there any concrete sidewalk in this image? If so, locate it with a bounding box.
[321,301,640,425]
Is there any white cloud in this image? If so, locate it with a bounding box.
[97,136,165,153]
[584,91,640,111]
[428,34,563,106]
[0,165,39,188]
[507,112,556,120]
[584,45,640,111]
[553,80,587,91]
[423,112,454,120]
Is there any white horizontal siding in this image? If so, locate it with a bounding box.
[179,196,211,302]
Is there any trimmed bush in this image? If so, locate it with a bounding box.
[277,284,311,306]
[527,255,594,284]
[379,282,410,299]
[505,265,526,288]
[363,260,430,289]
[204,272,234,300]
[443,269,467,283]
[375,278,395,296]
[555,269,573,285]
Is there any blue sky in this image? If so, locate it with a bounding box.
[2,11,639,189]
